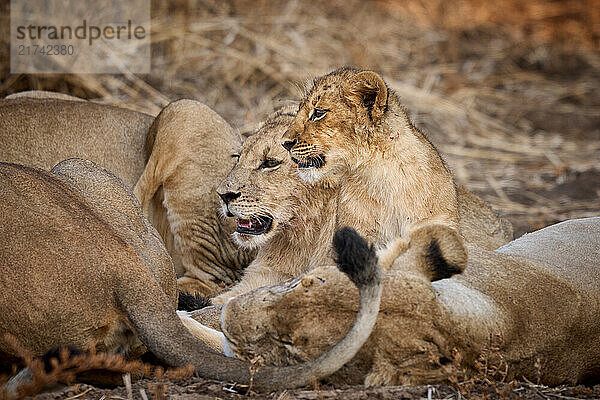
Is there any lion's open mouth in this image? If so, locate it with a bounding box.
[236,216,273,235]
[291,155,326,169]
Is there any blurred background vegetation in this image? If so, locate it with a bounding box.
[1,0,598,236]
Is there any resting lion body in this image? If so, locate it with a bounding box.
[0,94,252,296]
[0,95,152,187]
[282,67,512,247]
[0,160,384,395]
[212,106,512,304]
[220,217,600,386]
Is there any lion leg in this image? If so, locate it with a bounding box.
[211,286,243,305]
[177,276,218,297]
[376,236,409,271]
[212,270,287,305]
[177,311,230,355]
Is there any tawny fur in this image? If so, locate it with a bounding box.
[212,106,339,304]
[5,90,86,101]
[134,99,253,295]
[210,104,511,305]
[0,94,253,296]
[0,159,176,360]
[220,218,600,386]
[282,68,512,246]
[0,160,383,392]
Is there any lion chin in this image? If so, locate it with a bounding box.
[232,224,276,249]
[297,166,324,184]
[222,211,276,249]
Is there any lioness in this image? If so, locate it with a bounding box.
[220,217,600,386]
[0,159,382,394]
[212,106,512,304]
[0,95,252,296]
[282,67,477,245]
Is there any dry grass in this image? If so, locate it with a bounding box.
[5,338,596,400]
[1,0,597,236]
[380,0,600,49]
[0,0,599,397]
[0,335,193,400]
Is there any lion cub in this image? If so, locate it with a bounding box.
[283,67,460,245]
[211,106,339,304]
[209,105,511,306]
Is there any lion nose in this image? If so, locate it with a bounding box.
[282,139,297,151]
[218,191,241,204]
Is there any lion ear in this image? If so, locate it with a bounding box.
[409,225,467,282]
[134,106,177,215]
[347,71,388,122]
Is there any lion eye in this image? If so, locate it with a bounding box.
[258,159,282,170]
[310,108,327,121]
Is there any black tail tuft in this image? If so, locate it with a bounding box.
[177,291,212,311]
[333,227,379,288]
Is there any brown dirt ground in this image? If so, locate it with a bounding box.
[1,0,599,398]
[25,378,600,400]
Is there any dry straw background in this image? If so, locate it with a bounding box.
[1,0,599,236]
[1,0,600,397]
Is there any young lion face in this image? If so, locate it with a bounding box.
[282,67,389,184]
[217,111,300,249]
